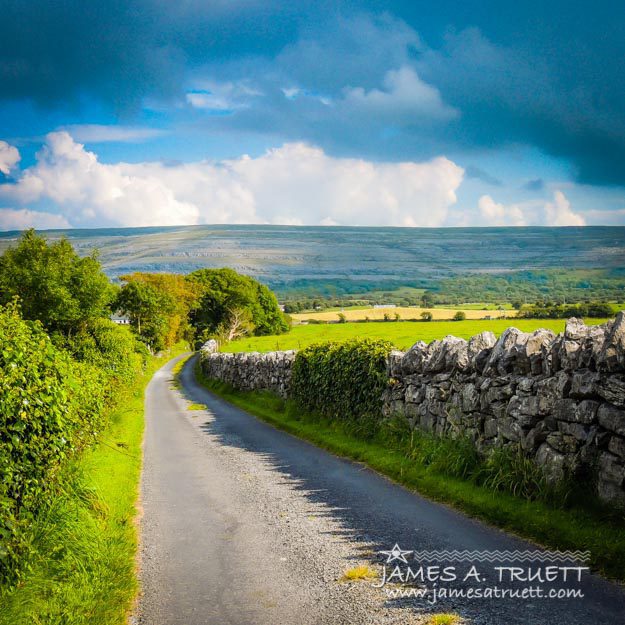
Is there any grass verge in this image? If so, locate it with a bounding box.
[0,346,187,625]
[195,362,625,581]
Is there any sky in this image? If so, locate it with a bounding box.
[0,0,624,230]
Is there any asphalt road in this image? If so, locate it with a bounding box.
[137,354,625,625]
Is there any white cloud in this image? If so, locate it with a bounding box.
[281,87,301,100]
[544,190,586,226]
[186,80,262,111]
[476,190,585,227]
[0,208,71,230]
[186,91,233,110]
[60,125,166,143]
[0,141,20,175]
[581,208,625,225]
[0,132,465,228]
[343,66,459,121]
[478,194,526,226]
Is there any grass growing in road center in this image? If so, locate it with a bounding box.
[193,362,625,581]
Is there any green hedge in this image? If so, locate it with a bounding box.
[290,339,393,420]
[0,305,111,583]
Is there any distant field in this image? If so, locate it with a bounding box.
[291,306,517,322]
[224,318,610,353]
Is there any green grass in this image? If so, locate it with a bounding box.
[427,614,461,625]
[225,318,609,353]
[194,365,625,581]
[0,345,187,625]
[340,565,378,582]
[187,402,206,411]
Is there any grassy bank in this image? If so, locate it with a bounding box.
[0,348,184,625]
[225,318,610,353]
[195,364,625,581]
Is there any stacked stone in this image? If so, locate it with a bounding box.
[200,349,296,398]
[198,316,625,507]
[384,313,625,507]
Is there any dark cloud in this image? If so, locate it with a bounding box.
[1,1,625,185]
[0,0,304,110]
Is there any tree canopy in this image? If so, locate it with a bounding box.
[0,229,114,334]
[187,268,289,344]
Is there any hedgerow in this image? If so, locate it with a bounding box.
[0,304,116,584]
[56,318,147,388]
[290,339,393,421]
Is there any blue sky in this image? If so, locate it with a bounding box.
[0,0,624,229]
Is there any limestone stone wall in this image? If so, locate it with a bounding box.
[200,349,296,398]
[199,314,625,507]
[385,314,625,507]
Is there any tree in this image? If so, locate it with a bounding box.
[118,272,197,349]
[421,291,434,308]
[0,229,114,334]
[420,311,433,321]
[337,312,347,323]
[453,311,466,321]
[115,281,172,352]
[187,268,289,342]
[217,307,254,342]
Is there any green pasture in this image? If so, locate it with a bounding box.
[225,317,610,353]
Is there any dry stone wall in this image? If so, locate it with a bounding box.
[201,350,296,398]
[199,314,625,507]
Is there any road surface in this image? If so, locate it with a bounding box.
[137,354,625,625]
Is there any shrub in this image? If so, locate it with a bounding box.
[290,339,393,421]
[420,311,433,321]
[0,304,108,583]
[453,311,466,321]
[59,319,146,388]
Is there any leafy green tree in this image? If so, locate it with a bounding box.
[187,268,288,342]
[337,312,347,323]
[0,229,113,334]
[453,311,467,321]
[117,272,196,349]
[421,291,434,307]
[420,311,433,321]
[115,281,173,352]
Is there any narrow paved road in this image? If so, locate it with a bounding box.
[138,355,625,625]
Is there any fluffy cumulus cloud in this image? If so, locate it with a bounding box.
[544,190,586,226]
[343,66,458,121]
[1,3,625,188]
[0,132,464,228]
[478,195,526,226]
[477,191,585,227]
[0,208,71,230]
[0,140,20,175]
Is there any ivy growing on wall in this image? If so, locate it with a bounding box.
[290,339,393,421]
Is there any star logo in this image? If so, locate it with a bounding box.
[379,543,413,564]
